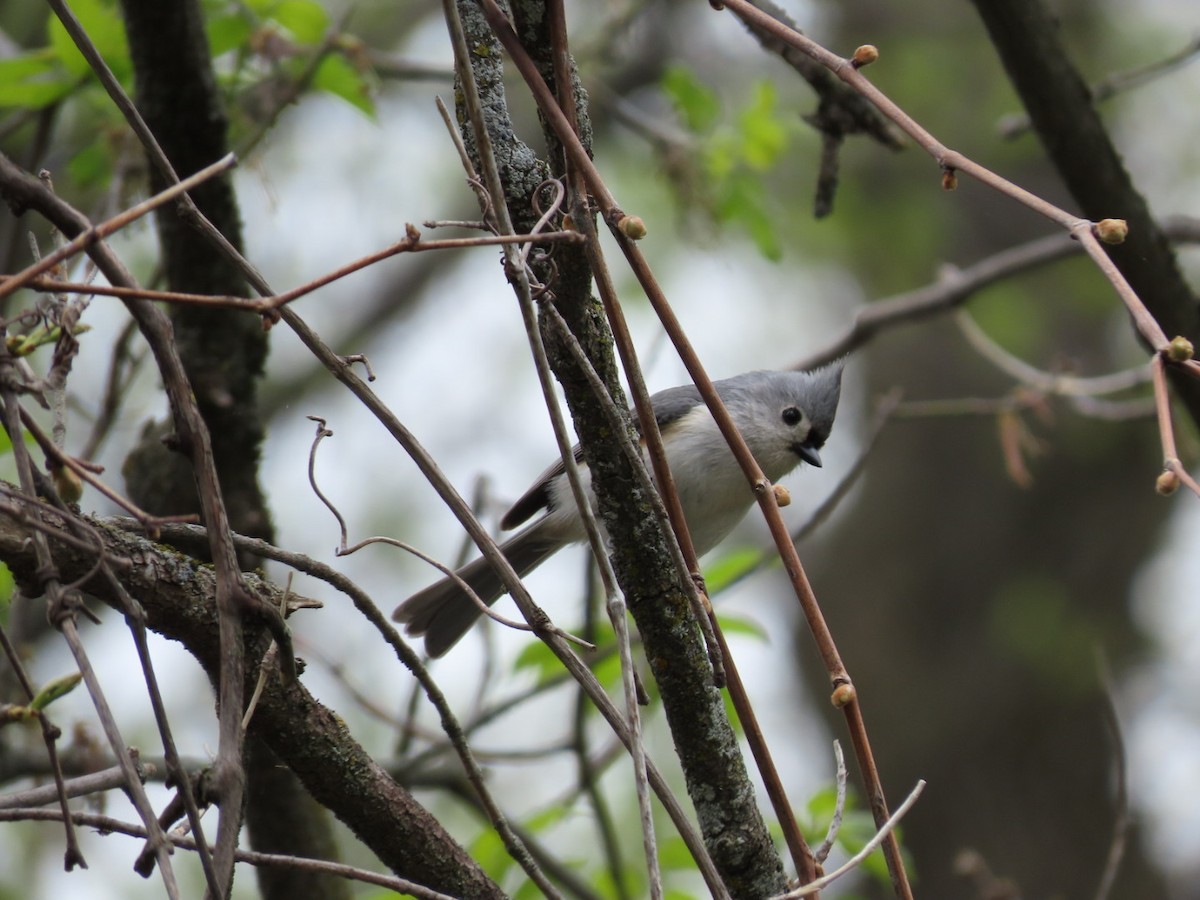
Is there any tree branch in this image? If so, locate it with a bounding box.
[969,0,1200,422]
[0,506,506,899]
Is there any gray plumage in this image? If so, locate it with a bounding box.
[394,364,844,657]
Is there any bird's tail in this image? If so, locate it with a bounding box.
[393,521,562,657]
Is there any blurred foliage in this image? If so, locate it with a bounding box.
[0,0,376,197]
[1,672,83,724]
[802,783,907,891]
[662,65,800,260]
[0,564,13,622]
[0,0,129,111]
[988,573,1105,693]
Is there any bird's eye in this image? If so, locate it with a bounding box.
[781,406,803,427]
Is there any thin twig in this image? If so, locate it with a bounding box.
[0,365,179,891]
[236,8,357,160]
[476,1,849,889]
[443,3,628,894]
[717,0,1200,519]
[348,534,592,651]
[0,230,584,314]
[955,311,1150,398]
[78,317,142,461]
[799,218,1200,372]
[144,511,715,897]
[999,34,1200,139]
[527,191,668,897]
[1093,652,1130,900]
[0,149,265,899]
[0,155,237,304]
[0,489,126,572]
[0,465,213,883]
[716,0,1196,364]
[774,780,926,899]
[814,741,848,864]
[571,649,631,900]
[128,500,722,900]
[19,406,192,529]
[1151,355,1200,498]
[0,622,86,868]
[306,382,553,899]
[0,807,457,900]
[1075,226,1170,351]
[0,763,137,810]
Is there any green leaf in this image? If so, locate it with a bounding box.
[312,54,375,117]
[206,13,254,58]
[242,0,280,15]
[512,636,562,683]
[703,546,763,593]
[704,132,738,181]
[662,65,720,133]
[470,826,517,883]
[47,0,130,81]
[588,644,625,692]
[721,686,744,736]
[512,619,622,688]
[30,673,83,712]
[805,783,841,821]
[0,564,11,629]
[0,52,78,110]
[825,799,903,887]
[68,141,113,189]
[737,81,788,170]
[698,82,789,260]
[271,0,329,44]
[6,323,91,357]
[0,431,37,464]
[521,804,568,834]
[657,835,700,871]
[712,609,767,641]
[715,170,782,260]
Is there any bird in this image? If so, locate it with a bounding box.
[394,364,844,657]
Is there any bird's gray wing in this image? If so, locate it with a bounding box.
[500,444,583,530]
[499,383,705,530]
[649,383,704,431]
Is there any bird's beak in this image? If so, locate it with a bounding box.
[797,444,823,467]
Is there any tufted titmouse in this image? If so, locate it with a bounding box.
[394,365,844,656]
